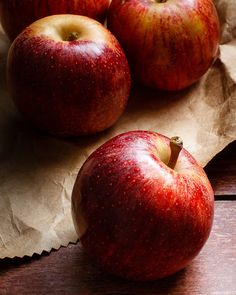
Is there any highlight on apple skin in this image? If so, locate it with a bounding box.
[107,0,220,91]
[0,0,110,41]
[7,14,131,136]
[72,130,214,281]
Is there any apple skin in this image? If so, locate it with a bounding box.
[7,15,131,136]
[107,0,220,91]
[0,0,110,41]
[72,130,214,281]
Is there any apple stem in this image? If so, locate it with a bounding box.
[167,136,183,170]
[65,32,80,42]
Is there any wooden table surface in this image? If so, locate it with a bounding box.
[0,141,235,295]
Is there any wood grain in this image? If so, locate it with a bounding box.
[0,201,235,295]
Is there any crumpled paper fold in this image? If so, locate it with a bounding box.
[0,0,235,258]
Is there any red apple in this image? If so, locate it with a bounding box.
[0,0,110,41]
[107,0,220,91]
[72,130,214,281]
[7,15,131,136]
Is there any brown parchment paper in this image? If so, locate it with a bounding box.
[0,0,236,259]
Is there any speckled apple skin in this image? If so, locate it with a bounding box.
[0,0,110,41]
[7,15,131,136]
[72,130,214,281]
[107,0,220,91]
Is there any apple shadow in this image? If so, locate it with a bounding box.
[125,82,197,118]
[75,250,188,295]
[68,240,219,295]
